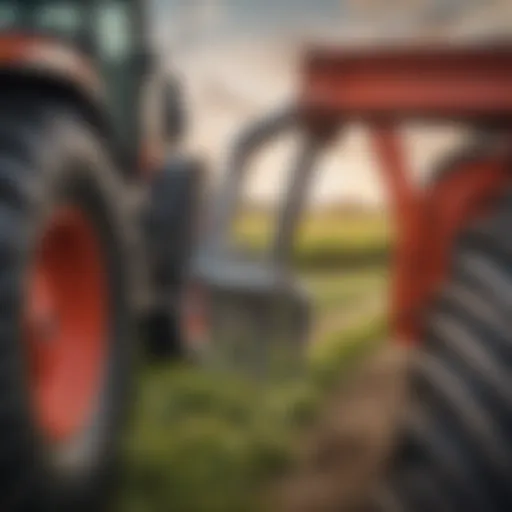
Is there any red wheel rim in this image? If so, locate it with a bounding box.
[24,207,108,442]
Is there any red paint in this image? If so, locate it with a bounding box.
[371,124,425,343]
[417,152,510,333]
[373,130,510,343]
[182,281,211,351]
[302,46,512,121]
[301,45,512,343]
[0,33,100,92]
[24,207,108,442]
[139,142,165,177]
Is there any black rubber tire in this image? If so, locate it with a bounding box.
[0,93,137,511]
[374,195,512,512]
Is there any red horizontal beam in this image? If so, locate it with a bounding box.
[301,45,512,122]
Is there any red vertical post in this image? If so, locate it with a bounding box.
[370,123,425,344]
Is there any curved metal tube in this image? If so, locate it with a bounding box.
[272,135,324,267]
[200,103,331,272]
[204,105,299,254]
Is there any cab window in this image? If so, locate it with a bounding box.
[0,1,85,40]
[0,3,17,29]
[34,2,82,37]
[95,1,134,63]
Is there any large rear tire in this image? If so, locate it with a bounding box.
[0,94,137,511]
[374,195,512,511]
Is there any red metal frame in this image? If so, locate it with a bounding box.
[301,45,512,121]
[300,46,512,343]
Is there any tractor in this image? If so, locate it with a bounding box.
[0,1,203,510]
[0,0,509,510]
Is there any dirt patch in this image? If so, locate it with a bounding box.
[270,345,410,512]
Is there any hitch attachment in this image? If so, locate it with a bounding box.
[188,106,336,371]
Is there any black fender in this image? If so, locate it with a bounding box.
[143,155,206,358]
[0,67,111,152]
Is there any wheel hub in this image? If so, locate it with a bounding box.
[24,207,108,443]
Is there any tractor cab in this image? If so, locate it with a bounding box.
[0,0,182,174]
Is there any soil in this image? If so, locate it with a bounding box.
[270,345,410,512]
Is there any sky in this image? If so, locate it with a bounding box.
[149,0,501,49]
[149,0,346,51]
[151,0,342,31]
[150,0,512,207]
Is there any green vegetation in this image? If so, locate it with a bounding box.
[305,267,388,314]
[120,316,386,512]
[233,210,391,270]
[120,209,390,512]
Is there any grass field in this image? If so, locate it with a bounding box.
[234,209,391,270]
[119,210,390,512]
[305,268,387,315]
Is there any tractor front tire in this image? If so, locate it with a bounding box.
[374,195,512,511]
[0,94,137,511]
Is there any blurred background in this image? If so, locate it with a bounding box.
[151,0,512,206]
[120,2,512,511]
